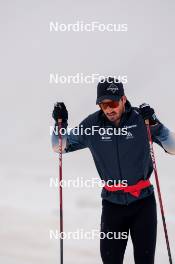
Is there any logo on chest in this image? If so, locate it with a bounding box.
[126,131,134,140]
[100,133,112,141]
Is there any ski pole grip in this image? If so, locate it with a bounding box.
[145,119,150,125]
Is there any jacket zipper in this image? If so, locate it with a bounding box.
[116,135,123,180]
[115,125,128,205]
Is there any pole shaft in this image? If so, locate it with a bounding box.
[145,120,173,264]
[58,119,63,264]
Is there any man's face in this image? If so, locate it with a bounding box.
[99,96,127,123]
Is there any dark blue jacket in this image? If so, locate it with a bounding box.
[52,101,174,204]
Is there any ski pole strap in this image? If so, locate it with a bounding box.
[104,179,151,198]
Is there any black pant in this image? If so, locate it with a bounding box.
[100,193,157,264]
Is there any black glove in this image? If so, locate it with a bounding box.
[139,103,158,125]
[52,102,68,124]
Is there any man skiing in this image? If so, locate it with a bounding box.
[51,77,175,264]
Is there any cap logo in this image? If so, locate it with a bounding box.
[107,83,119,93]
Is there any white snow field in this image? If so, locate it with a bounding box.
[0,0,175,263]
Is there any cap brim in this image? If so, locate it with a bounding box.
[96,95,121,105]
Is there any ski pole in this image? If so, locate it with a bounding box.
[145,119,173,264]
[58,118,63,264]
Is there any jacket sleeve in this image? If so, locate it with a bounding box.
[151,123,175,155]
[51,117,90,154]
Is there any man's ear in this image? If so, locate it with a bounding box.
[99,105,103,112]
[122,96,127,104]
[97,103,102,110]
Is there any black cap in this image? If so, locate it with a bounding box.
[96,77,124,104]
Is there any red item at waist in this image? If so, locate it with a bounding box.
[104,179,151,198]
